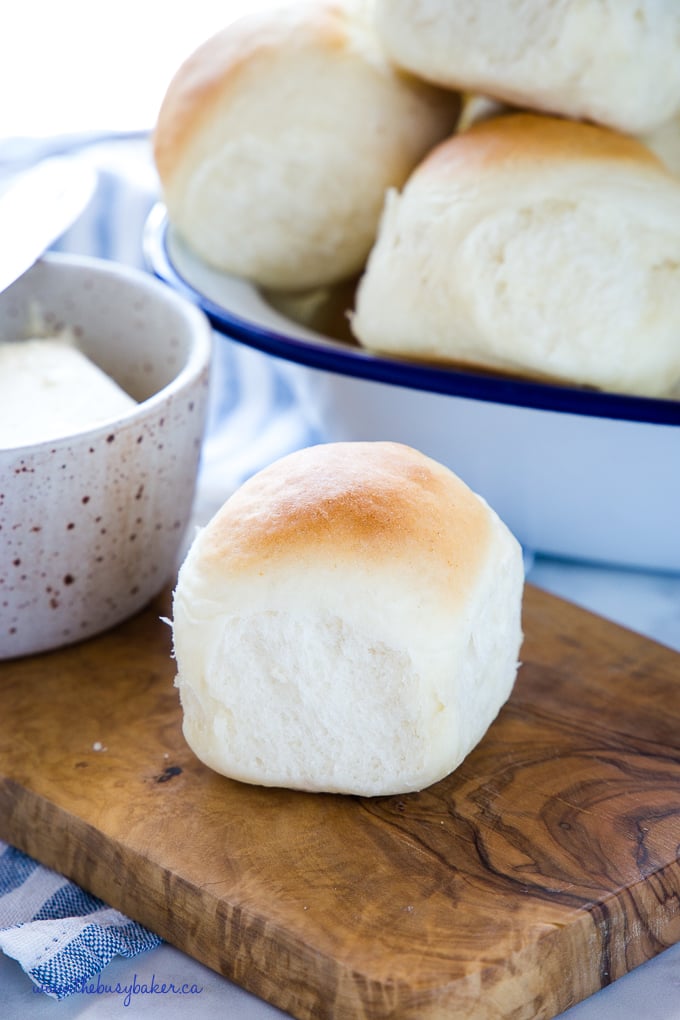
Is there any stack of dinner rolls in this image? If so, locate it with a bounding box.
[154,0,680,398]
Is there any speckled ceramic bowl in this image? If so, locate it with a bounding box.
[0,252,212,659]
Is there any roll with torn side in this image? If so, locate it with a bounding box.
[351,114,680,399]
[372,0,680,136]
[153,0,459,291]
[172,442,524,797]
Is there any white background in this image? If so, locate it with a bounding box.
[0,1,283,139]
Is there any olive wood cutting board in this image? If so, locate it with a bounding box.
[1,584,679,1020]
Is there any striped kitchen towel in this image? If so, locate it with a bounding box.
[0,841,162,1000]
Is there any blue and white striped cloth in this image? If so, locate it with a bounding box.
[0,841,162,1000]
[0,132,321,999]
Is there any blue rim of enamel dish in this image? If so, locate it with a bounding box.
[143,205,680,427]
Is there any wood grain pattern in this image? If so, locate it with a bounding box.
[1,584,679,1019]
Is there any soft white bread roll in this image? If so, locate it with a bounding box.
[351,114,680,398]
[153,0,459,291]
[172,442,524,796]
[372,0,680,135]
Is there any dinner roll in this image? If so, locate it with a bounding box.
[351,114,680,398]
[372,0,680,135]
[172,442,524,796]
[154,0,459,291]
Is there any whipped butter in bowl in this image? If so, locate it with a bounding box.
[0,333,137,448]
